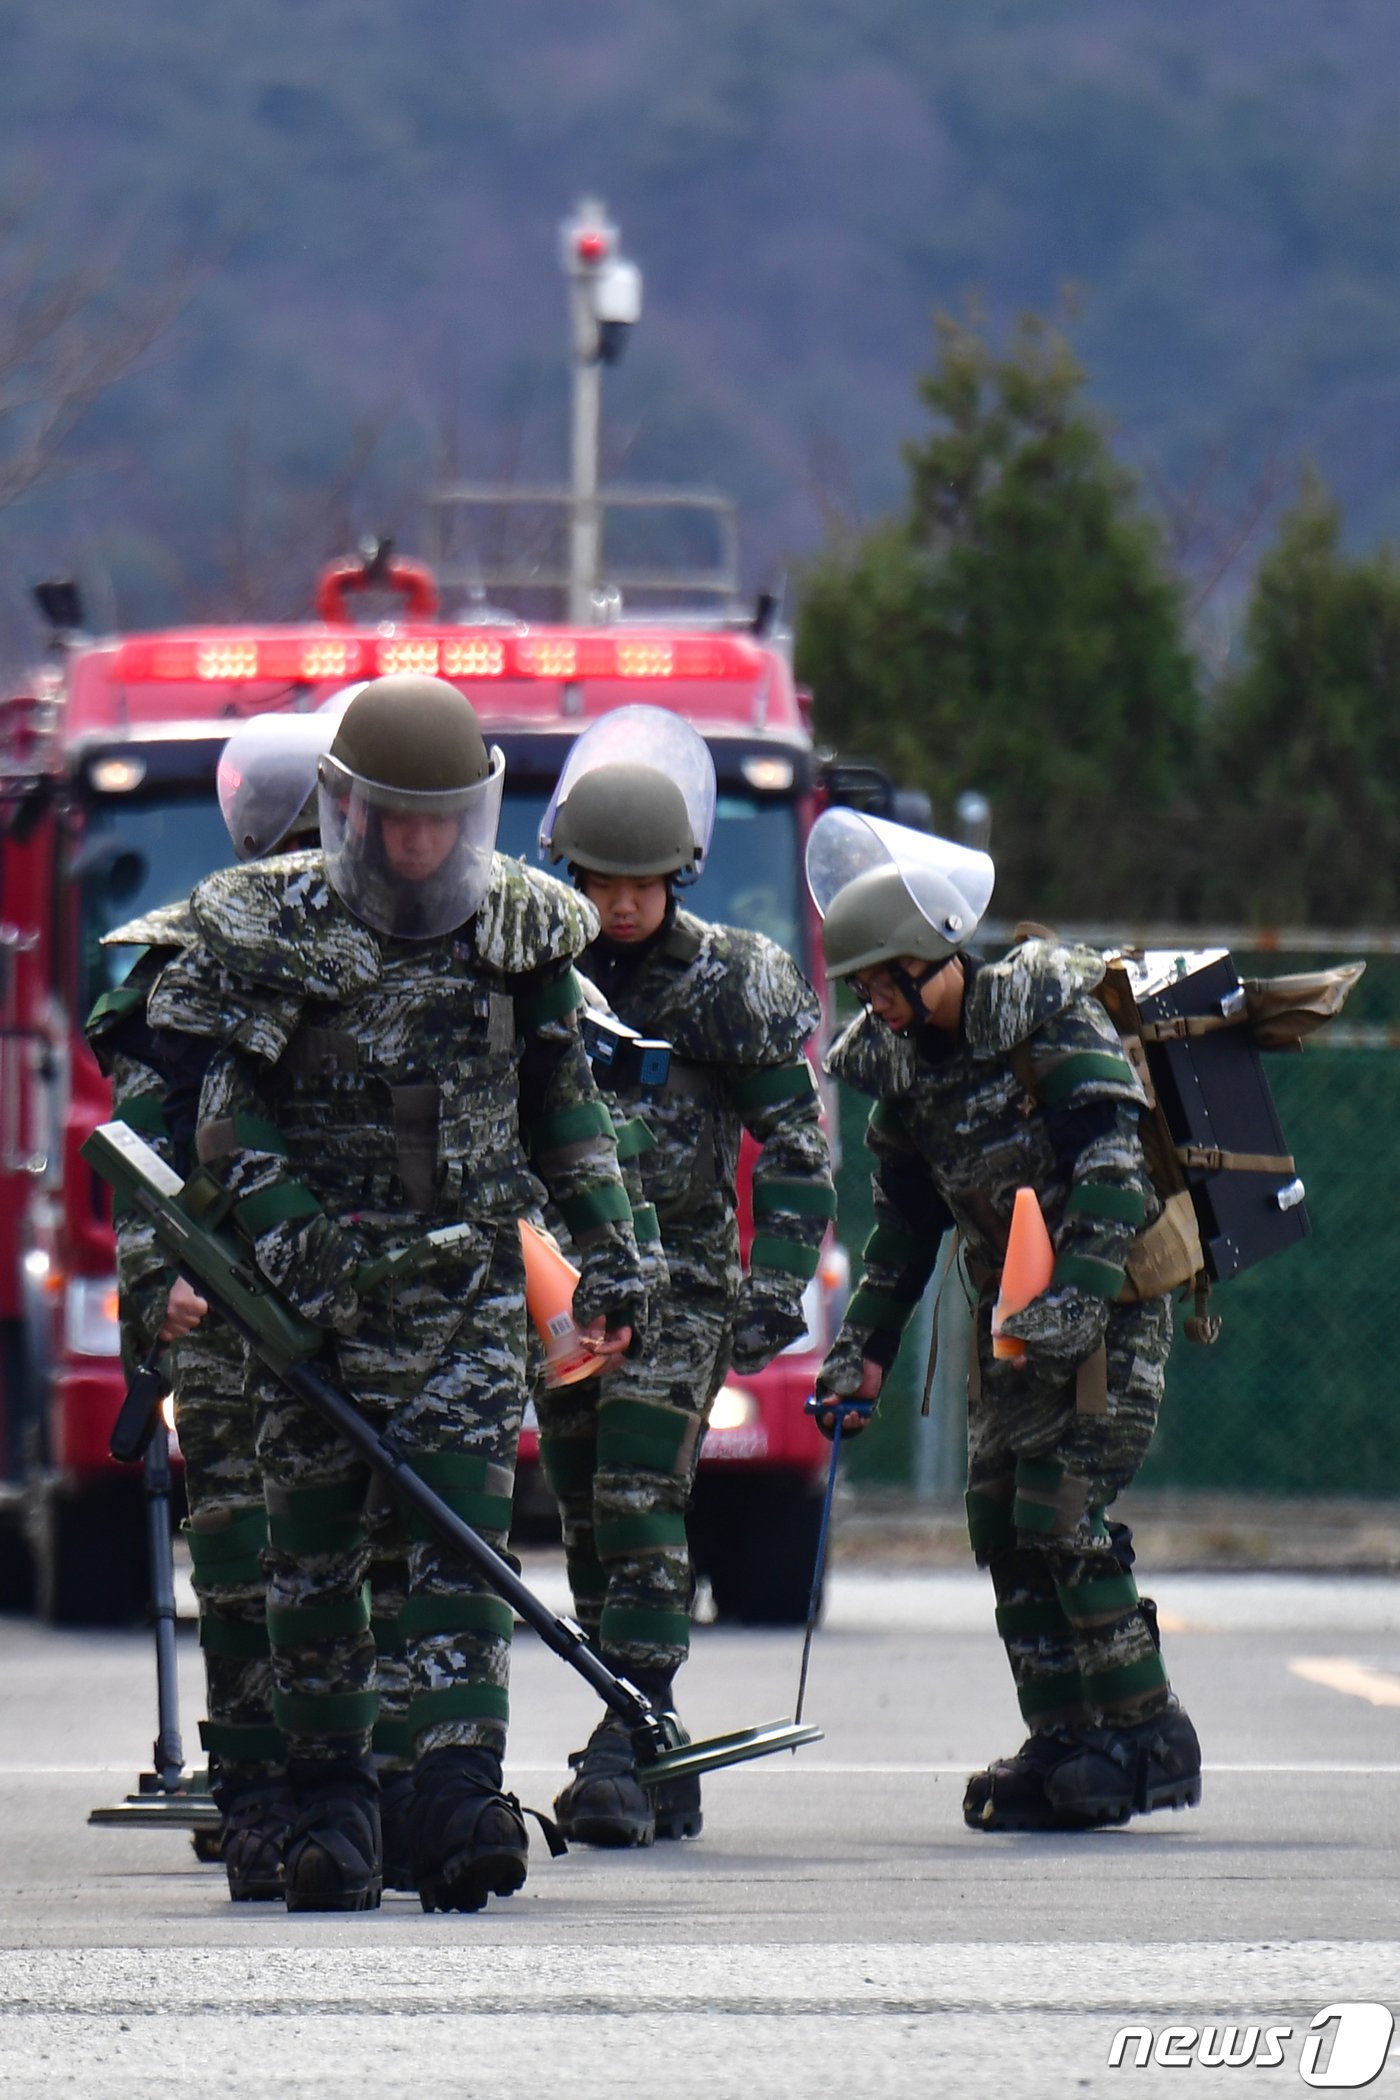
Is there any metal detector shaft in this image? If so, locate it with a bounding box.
[144,1416,184,1791]
[795,1397,871,1726]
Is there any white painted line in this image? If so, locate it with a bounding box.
[1290,1656,1400,1706]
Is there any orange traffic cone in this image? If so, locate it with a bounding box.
[991,1187,1055,1360]
[519,1220,604,1387]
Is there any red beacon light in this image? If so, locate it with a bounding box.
[575,226,610,266]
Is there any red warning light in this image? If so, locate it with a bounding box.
[575,226,609,264]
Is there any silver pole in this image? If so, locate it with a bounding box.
[568,276,601,623]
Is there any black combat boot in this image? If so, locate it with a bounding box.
[412,1746,531,1913]
[962,1729,1086,1832]
[282,1760,382,1913]
[553,1711,655,1848]
[218,1778,297,1902]
[377,1767,417,1894]
[1044,1698,1202,1827]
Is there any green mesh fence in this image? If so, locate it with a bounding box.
[831,949,1397,1496]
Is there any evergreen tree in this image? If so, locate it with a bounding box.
[1211,471,1400,925]
[797,313,1204,921]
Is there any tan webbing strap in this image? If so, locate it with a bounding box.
[1075,1344,1109,1416]
[1139,1013,1245,1043]
[1177,1144,1294,1176]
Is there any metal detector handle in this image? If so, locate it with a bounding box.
[109,1347,167,1466]
[793,1396,873,1727]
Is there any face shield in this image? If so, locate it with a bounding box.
[539,704,717,877]
[216,712,337,861]
[806,810,995,973]
[317,745,506,939]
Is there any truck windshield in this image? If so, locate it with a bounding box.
[80,784,808,1010]
[497,789,806,962]
[79,792,235,1006]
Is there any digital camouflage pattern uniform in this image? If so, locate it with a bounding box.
[819,938,1174,1735]
[536,905,835,1682]
[147,849,646,1772]
[87,902,287,1794]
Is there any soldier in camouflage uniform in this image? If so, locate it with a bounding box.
[537,707,835,1847]
[808,810,1201,1832]
[86,713,335,1901]
[147,676,647,1912]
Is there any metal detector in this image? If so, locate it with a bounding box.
[83,1120,823,1787]
[87,1353,221,1841]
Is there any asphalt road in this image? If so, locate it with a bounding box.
[2,1562,1399,2096]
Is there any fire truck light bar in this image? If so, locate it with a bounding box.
[113,632,763,686]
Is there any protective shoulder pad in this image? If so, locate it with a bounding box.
[825,1009,920,1099]
[663,916,819,1064]
[190,850,381,999]
[101,898,198,952]
[966,939,1108,1057]
[474,857,599,976]
[147,937,306,1062]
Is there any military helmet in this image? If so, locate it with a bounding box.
[820,862,975,979]
[217,712,334,861]
[317,673,505,938]
[549,762,697,878]
[540,704,716,880]
[806,809,994,982]
[327,673,490,796]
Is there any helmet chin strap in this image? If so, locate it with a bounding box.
[887,958,935,1016]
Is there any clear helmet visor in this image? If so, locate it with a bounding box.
[216,711,338,861]
[539,704,717,872]
[317,745,505,938]
[806,809,995,941]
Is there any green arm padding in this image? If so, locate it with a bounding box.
[530,1098,616,1151]
[610,1115,656,1162]
[1035,1049,1137,1108]
[1051,1251,1127,1301]
[748,1233,821,1281]
[729,1060,817,1112]
[515,967,583,1030]
[630,1200,661,1244]
[1065,1181,1148,1227]
[752,1178,838,1221]
[557,1182,633,1236]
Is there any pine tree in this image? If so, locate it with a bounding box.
[797,313,1204,920]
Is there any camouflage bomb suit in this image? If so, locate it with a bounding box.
[148,851,646,1767]
[819,939,1173,1732]
[88,902,286,1788]
[536,907,835,1680]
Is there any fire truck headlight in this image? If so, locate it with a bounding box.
[65,1276,123,1357]
[708,1384,760,1433]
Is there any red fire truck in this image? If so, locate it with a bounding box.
[0,552,881,1628]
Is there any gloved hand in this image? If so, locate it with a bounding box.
[729,1275,808,1376]
[995,1286,1108,1385]
[811,1329,882,1438]
[573,1252,649,1344]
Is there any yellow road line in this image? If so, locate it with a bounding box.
[1290,1656,1400,1706]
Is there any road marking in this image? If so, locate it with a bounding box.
[1290,1656,1400,1705]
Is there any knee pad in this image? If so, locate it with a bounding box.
[597,1397,701,1480]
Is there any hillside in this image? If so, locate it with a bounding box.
[0,0,1398,649]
